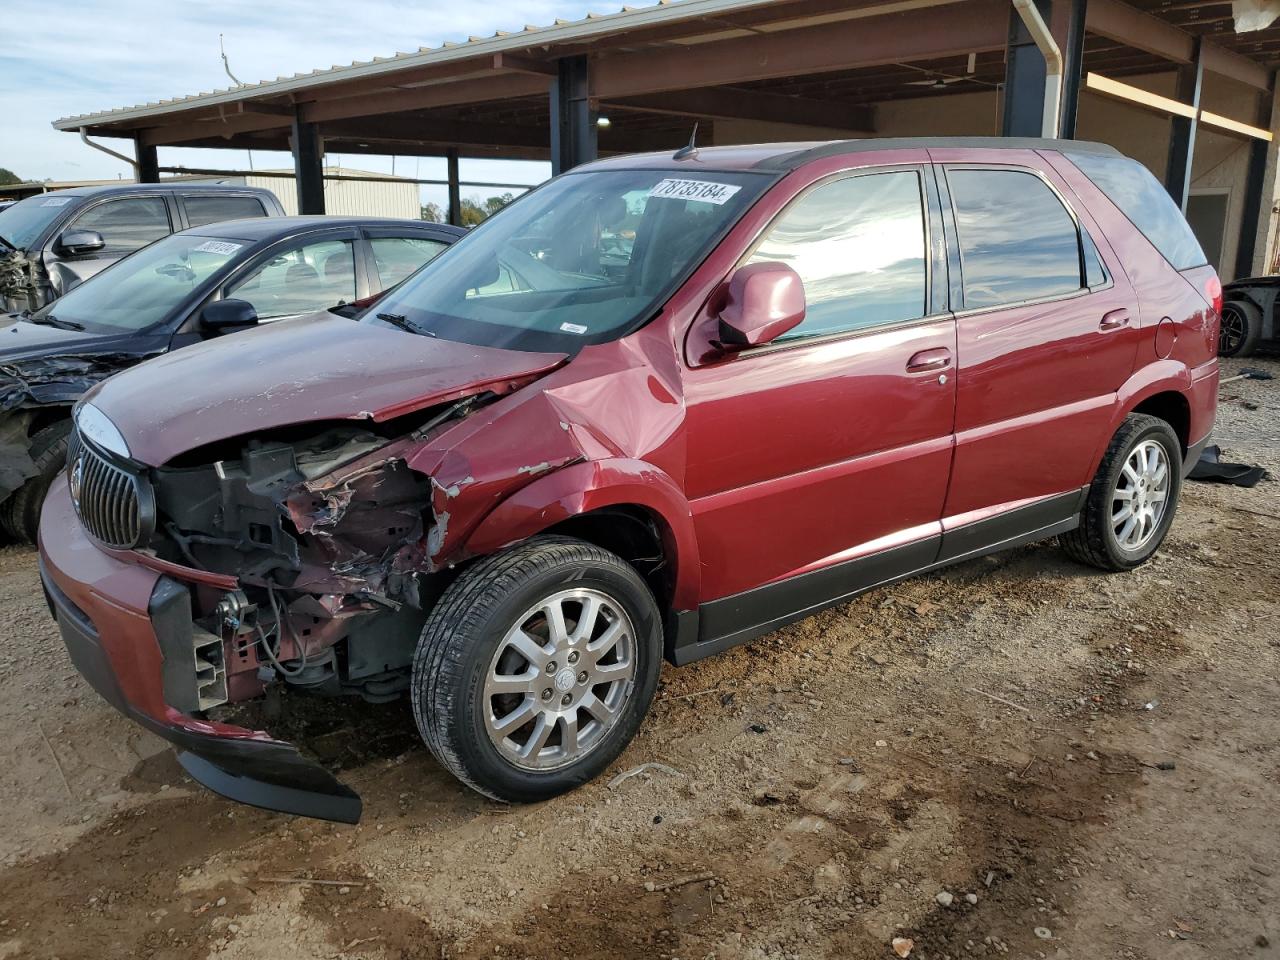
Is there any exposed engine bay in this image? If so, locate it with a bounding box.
[113,397,496,712]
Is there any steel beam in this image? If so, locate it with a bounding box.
[601,87,875,132]
[1002,0,1053,137]
[447,149,462,227]
[550,55,597,175]
[291,109,325,215]
[134,136,159,183]
[1164,40,1203,212]
[1236,79,1277,279]
[1058,0,1087,137]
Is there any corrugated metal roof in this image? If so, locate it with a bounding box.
[51,0,786,131]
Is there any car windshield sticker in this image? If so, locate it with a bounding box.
[559,322,589,334]
[648,178,742,205]
[40,197,73,207]
[193,240,244,256]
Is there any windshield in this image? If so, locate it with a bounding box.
[31,232,248,333]
[0,194,79,250]
[364,168,772,352]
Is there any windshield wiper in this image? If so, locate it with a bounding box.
[24,313,84,331]
[376,312,434,337]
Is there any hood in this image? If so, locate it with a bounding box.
[0,317,155,362]
[87,312,566,466]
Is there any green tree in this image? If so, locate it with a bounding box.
[420,201,445,223]
[0,168,21,186]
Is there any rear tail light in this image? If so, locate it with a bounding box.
[1205,275,1223,317]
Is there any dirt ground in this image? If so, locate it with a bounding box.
[1,357,1278,960]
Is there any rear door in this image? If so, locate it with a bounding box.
[931,148,1138,554]
[361,226,456,294]
[682,161,957,625]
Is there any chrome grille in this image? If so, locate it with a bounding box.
[71,438,152,549]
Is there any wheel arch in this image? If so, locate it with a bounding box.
[1093,364,1199,477]
[461,458,701,613]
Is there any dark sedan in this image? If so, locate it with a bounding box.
[0,215,464,540]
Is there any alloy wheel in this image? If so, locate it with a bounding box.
[1111,439,1171,552]
[482,588,637,771]
[1219,303,1247,355]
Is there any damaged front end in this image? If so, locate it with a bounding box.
[0,247,48,315]
[58,392,516,820]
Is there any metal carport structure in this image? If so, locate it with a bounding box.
[52,0,1280,276]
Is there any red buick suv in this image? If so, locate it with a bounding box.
[39,138,1219,822]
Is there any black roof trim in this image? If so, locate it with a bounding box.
[754,137,1124,171]
[180,216,467,242]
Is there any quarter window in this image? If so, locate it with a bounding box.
[70,197,171,254]
[228,239,356,320]
[745,170,928,341]
[948,168,1085,309]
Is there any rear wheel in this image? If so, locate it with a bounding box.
[1,419,72,544]
[1218,299,1262,357]
[1060,414,1182,572]
[411,536,662,801]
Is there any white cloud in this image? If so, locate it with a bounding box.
[0,0,610,188]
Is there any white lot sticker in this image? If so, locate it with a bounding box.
[559,322,588,334]
[40,197,72,207]
[649,178,742,205]
[193,240,244,255]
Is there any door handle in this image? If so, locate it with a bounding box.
[906,348,952,373]
[1100,308,1131,331]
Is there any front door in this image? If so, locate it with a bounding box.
[682,164,957,643]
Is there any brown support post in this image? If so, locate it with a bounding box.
[446,149,462,227]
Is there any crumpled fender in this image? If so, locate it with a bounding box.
[462,457,701,610]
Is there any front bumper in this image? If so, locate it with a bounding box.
[38,474,361,823]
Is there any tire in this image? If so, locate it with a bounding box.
[1218,299,1262,357]
[1,419,72,544]
[411,535,663,802]
[1060,413,1183,572]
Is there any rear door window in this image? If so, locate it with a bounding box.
[946,168,1087,309]
[69,196,172,255]
[369,236,449,289]
[1066,151,1207,271]
[183,194,268,227]
[744,169,929,340]
[228,239,356,320]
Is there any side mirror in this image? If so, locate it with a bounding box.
[201,298,259,332]
[54,229,105,257]
[717,261,806,349]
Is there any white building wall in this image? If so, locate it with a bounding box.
[245,168,419,219]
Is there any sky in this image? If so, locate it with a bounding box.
[0,0,614,208]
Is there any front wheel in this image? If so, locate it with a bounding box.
[1060,413,1183,572]
[411,536,662,801]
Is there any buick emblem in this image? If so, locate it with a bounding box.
[69,455,84,510]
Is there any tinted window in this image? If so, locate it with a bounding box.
[229,239,356,319]
[746,170,927,340]
[948,169,1082,309]
[1068,151,1206,271]
[184,194,267,227]
[370,236,449,289]
[70,197,171,254]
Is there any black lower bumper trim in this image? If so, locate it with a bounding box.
[41,559,362,824]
